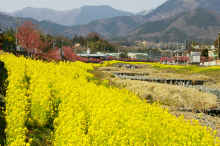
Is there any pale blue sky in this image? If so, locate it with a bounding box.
[1,0,166,13]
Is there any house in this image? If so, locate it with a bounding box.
[173,50,188,57]
[211,46,215,50]
[127,52,148,60]
[77,53,110,60]
[208,50,216,58]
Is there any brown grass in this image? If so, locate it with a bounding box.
[0,50,10,56]
[99,63,220,137]
[107,77,218,110]
[100,65,219,111]
[100,66,211,81]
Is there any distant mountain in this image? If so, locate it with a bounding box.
[0,11,11,15]
[136,9,154,16]
[2,0,220,44]
[144,0,220,22]
[60,15,147,39]
[1,11,146,39]
[0,12,69,35]
[0,12,17,31]
[126,8,220,43]
[10,6,133,26]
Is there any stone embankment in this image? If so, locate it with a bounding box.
[186,85,220,99]
[185,85,220,116]
[114,73,220,116]
[114,74,205,85]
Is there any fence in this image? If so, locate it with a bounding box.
[1,40,27,56]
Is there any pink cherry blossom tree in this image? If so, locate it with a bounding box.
[16,20,44,54]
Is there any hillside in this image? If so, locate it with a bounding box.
[0,12,17,31]
[144,0,220,22]
[2,1,220,42]
[60,15,147,39]
[135,9,154,16]
[126,8,220,43]
[10,6,132,26]
[0,12,69,35]
[1,12,145,39]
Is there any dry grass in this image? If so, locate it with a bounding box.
[108,77,218,111]
[100,64,219,111]
[100,66,211,81]
[100,63,220,137]
[0,51,5,55]
[0,51,9,55]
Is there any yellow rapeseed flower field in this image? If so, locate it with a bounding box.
[101,60,157,67]
[0,54,220,145]
[151,64,220,73]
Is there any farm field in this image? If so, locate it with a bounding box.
[0,53,220,145]
[99,62,220,137]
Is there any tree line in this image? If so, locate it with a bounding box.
[1,21,118,54]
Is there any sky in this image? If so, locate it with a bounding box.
[0,0,167,13]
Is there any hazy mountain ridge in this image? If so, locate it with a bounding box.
[144,0,220,22]
[0,12,18,30]
[60,15,146,39]
[1,0,220,43]
[10,6,133,26]
[127,8,220,42]
[135,9,154,16]
[0,12,69,35]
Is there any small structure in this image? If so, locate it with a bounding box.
[77,54,110,60]
[127,52,148,60]
[208,50,216,58]
[188,52,200,65]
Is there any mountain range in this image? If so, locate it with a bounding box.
[126,8,220,43]
[1,0,220,43]
[10,6,133,26]
[0,12,69,35]
[143,0,220,22]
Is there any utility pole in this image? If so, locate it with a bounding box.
[177,41,179,65]
[61,39,64,58]
[203,33,205,50]
[15,17,20,50]
[219,32,220,60]
[150,50,151,62]
[75,41,79,54]
[45,31,46,43]
[53,36,55,50]
[217,32,220,60]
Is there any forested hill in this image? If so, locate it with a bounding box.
[10,6,132,27]
[126,8,220,43]
[0,12,69,35]
[59,15,147,39]
[143,0,220,22]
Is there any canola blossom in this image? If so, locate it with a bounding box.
[0,54,220,146]
[101,60,157,67]
[151,64,220,73]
